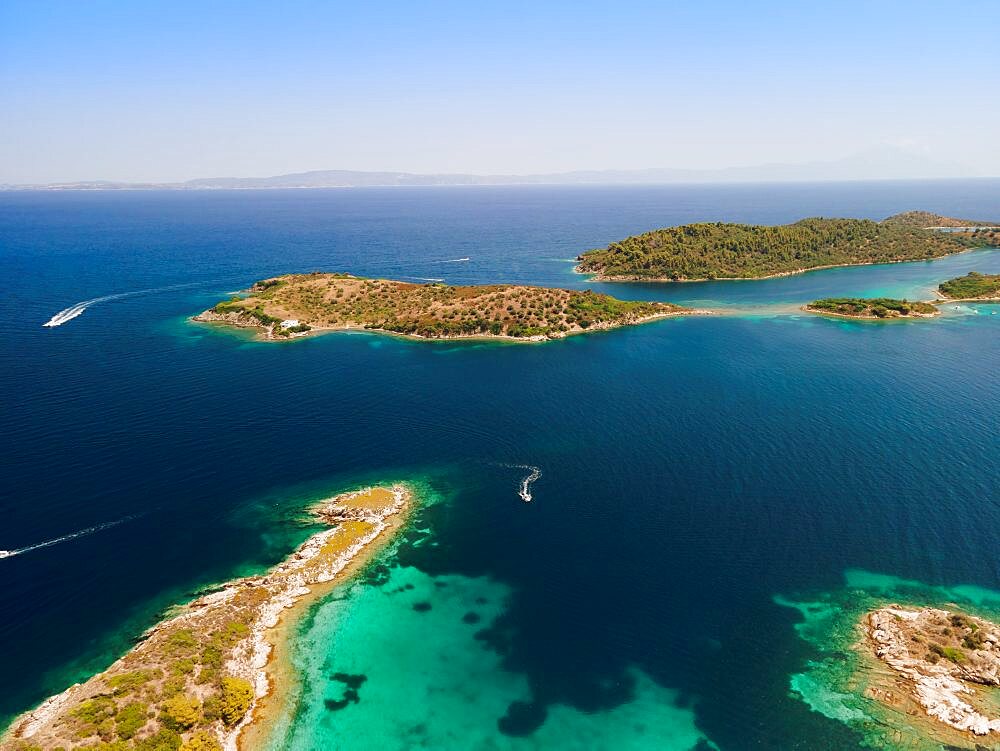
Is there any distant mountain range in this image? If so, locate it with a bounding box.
[3,147,989,190]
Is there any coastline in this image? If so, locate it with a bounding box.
[191,308,711,344]
[801,305,940,321]
[933,295,1000,303]
[237,492,411,750]
[861,606,1000,739]
[2,485,412,751]
[576,247,984,283]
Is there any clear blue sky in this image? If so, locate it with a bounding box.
[2,0,998,183]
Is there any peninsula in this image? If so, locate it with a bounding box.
[193,274,697,341]
[804,298,939,320]
[938,272,1000,301]
[864,606,1000,740]
[2,486,411,751]
[576,211,1000,281]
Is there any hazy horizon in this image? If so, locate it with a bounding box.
[2,1,998,184]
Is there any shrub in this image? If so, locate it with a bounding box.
[160,695,200,730]
[133,729,182,751]
[219,621,250,646]
[115,702,149,739]
[171,658,196,676]
[165,629,198,655]
[220,676,254,726]
[180,731,222,751]
[107,670,157,696]
[160,675,186,698]
[200,643,223,669]
[929,642,967,664]
[72,697,116,726]
[201,694,221,722]
[71,697,117,739]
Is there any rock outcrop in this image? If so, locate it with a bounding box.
[866,606,1000,736]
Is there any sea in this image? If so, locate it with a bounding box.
[1,181,999,750]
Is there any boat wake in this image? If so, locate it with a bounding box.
[437,257,470,263]
[0,515,139,560]
[43,281,205,327]
[510,464,541,503]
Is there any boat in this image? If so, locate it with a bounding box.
[0,550,12,559]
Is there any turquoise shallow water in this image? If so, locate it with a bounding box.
[776,570,1000,750]
[1,183,999,749]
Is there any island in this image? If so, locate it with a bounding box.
[576,211,1000,281]
[864,606,1000,739]
[193,273,699,341]
[804,298,939,320]
[1,485,411,751]
[938,272,1000,302]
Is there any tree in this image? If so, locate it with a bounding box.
[180,730,222,751]
[160,695,200,731]
[220,677,254,726]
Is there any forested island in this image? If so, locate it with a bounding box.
[805,298,939,319]
[1,486,411,751]
[576,211,1000,281]
[194,274,697,341]
[938,272,1000,301]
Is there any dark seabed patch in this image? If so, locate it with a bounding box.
[498,700,548,736]
[324,673,368,712]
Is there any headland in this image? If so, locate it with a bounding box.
[1,485,411,751]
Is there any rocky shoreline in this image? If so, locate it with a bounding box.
[2,485,411,751]
[192,307,708,343]
[864,605,1000,738]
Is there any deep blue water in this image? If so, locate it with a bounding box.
[1,182,999,749]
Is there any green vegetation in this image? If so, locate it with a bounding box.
[219,677,254,726]
[938,271,1000,300]
[806,298,938,319]
[108,670,159,697]
[159,696,200,731]
[576,212,1000,280]
[179,731,222,751]
[11,619,257,748]
[132,729,181,751]
[3,486,412,751]
[115,703,149,740]
[928,642,968,665]
[199,273,689,340]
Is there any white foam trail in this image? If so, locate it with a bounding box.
[43,281,205,327]
[400,276,446,283]
[513,465,541,503]
[1,515,139,559]
[436,257,470,263]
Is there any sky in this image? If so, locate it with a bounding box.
[2,0,999,184]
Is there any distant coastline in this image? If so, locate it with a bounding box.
[5,157,1000,192]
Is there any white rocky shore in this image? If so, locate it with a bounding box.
[222,485,408,751]
[866,606,1000,737]
[2,485,409,751]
